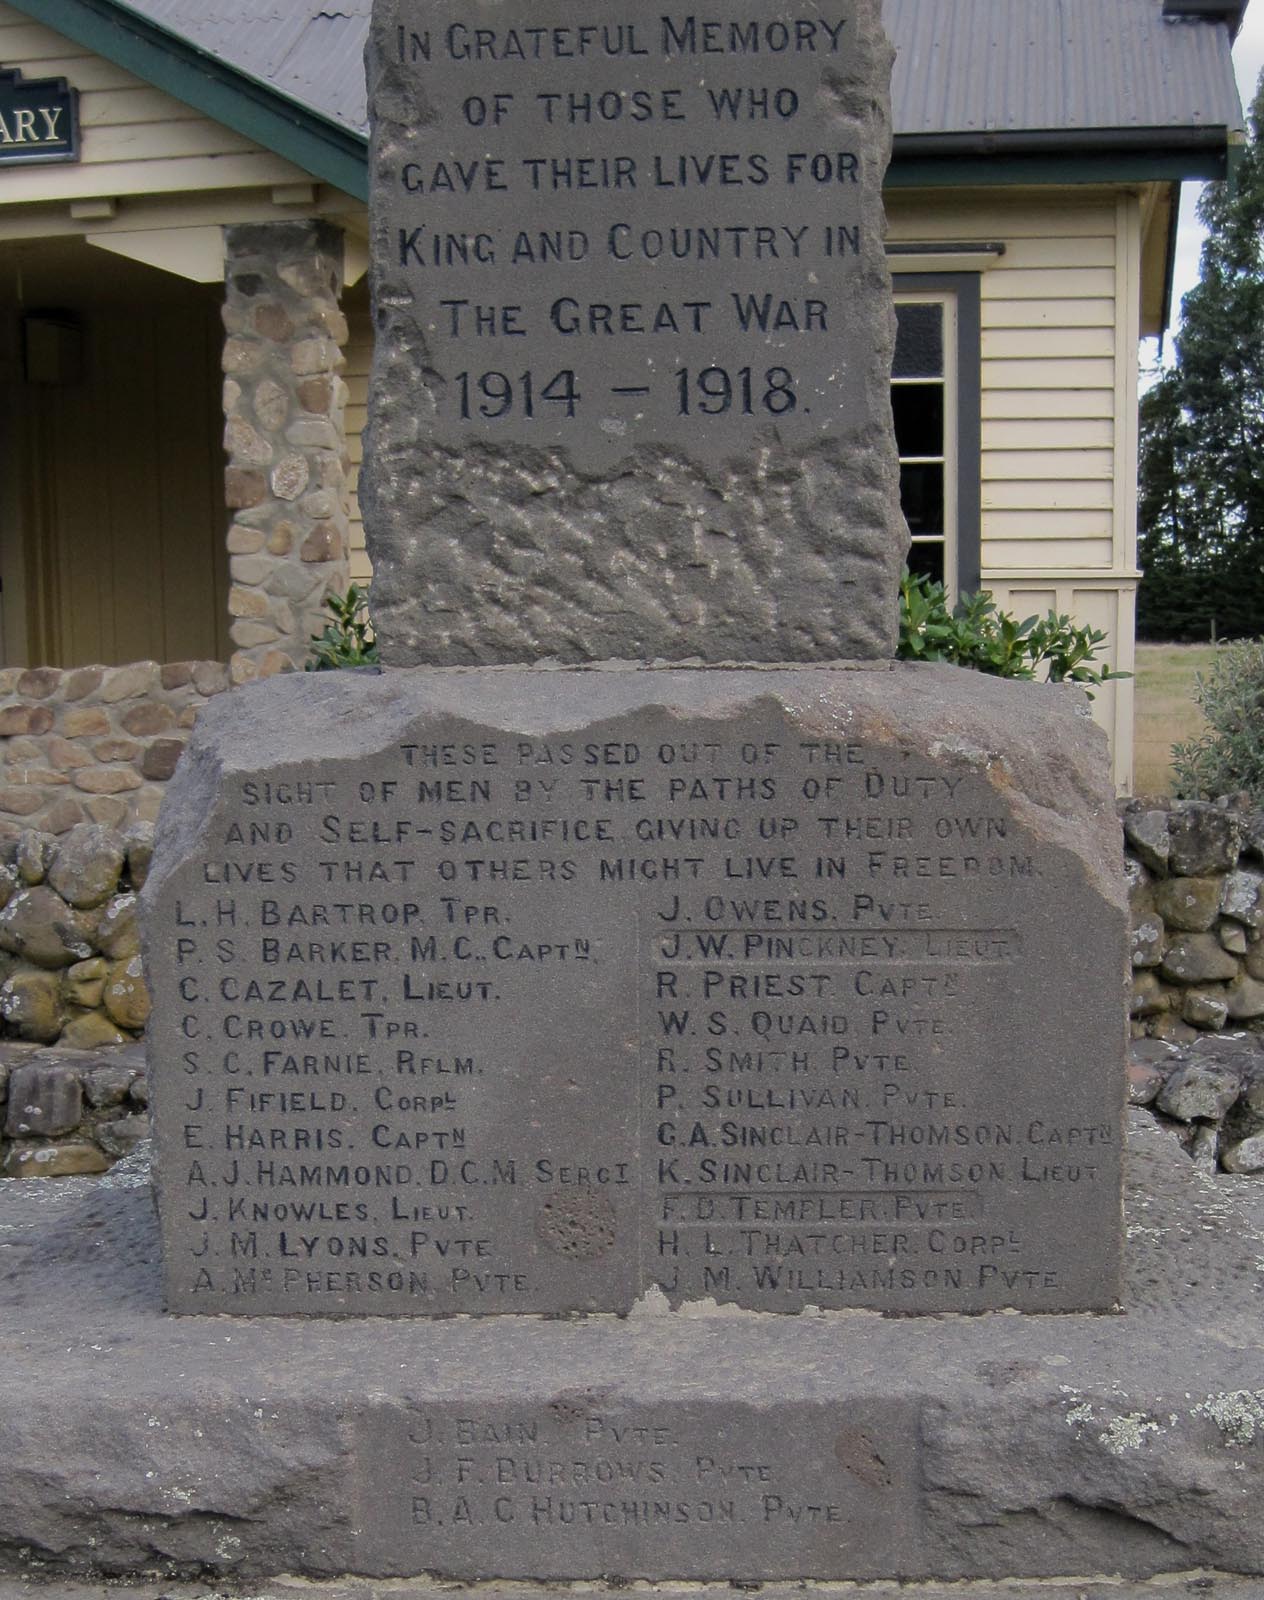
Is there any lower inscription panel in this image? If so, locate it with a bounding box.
[142,666,1127,1315]
[353,1395,923,1579]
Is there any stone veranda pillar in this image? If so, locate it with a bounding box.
[220,221,352,679]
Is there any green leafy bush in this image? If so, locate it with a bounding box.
[897,567,1127,697]
[306,585,379,671]
[1171,637,1264,805]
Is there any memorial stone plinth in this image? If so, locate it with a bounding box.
[143,667,1127,1318]
[362,0,905,664]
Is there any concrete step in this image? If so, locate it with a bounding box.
[0,1117,1262,1589]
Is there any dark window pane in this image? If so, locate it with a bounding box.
[893,303,943,378]
[907,540,945,586]
[892,384,944,459]
[899,462,944,535]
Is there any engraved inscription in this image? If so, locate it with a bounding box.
[354,1398,923,1579]
[147,692,1124,1318]
[371,0,887,464]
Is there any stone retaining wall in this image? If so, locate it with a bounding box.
[0,661,231,837]
[0,823,152,1051]
[0,1037,147,1176]
[1125,798,1264,1038]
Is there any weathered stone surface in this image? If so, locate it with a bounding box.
[1153,876,1222,932]
[271,453,310,500]
[1129,970,1168,1016]
[1167,805,1243,876]
[1219,919,1249,954]
[61,666,104,701]
[83,794,129,828]
[1130,917,1163,968]
[364,0,905,664]
[0,970,65,1043]
[1,1584,1261,1600]
[1224,1064,1264,1144]
[225,467,267,509]
[0,1116,1258,1585]
[227,522,267,555]
[1182,988,1229,1029]
[100,663,158,704]
[40,798,87,836]
[94,893,140,959]
[1155,1059,1243,1123]
[59,707,110,737]
[72,766,143,796]
[1222,1131,1264,1172]
[103,956,149,1031]
[225,415,274,467]
[228,584,273,620]
[1159,934,1240,985]
[1123,810,1171,873]
[2,1138,108,1176]
[82,1058,139,1107]
[0,788,46,818]
[0,886,96,968]
[47,823,126,909]
[1122,854,1151,908]
[143,665,1126,1317]
[0,705,52,738]
[62,953,108,1004]
[15,830,54,885]
[121,821,155,888]
[58,1011,128,1050]
[118,703,175,737]
[1225,973,1264,1021]
[4,1059,82,1135]
[96,1113,149,1157]
[1126,1055,1166,1106]
[191,662,231,697]
[1221,867,1264,927]
[46,735,95,771]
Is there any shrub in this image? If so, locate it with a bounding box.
[1171,637,1264,805]
[306,585,379,671]
[897,567,1126,697]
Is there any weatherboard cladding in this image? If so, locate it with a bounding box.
[110,0,1241,146]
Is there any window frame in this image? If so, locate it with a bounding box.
[892,271,982,596]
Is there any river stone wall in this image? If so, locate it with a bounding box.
[0,661,232,837]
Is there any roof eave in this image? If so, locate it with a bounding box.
[889,126,1236,188]
[3,0,369,200]
[1161,0,1249,43]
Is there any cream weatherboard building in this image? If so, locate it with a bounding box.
[0,0,1247,804]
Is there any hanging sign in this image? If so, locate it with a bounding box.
[0,66,79,164]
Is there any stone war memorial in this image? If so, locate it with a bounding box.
[146,0,1130,1323]
[2,1,1263,1596]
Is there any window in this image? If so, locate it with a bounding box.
[892,275,981,597]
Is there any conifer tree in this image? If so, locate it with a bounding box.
[1137,70,1264,639]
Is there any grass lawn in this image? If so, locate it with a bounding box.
[1132,642,1218,797]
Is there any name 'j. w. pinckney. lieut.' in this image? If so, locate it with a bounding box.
[404,15,852,62]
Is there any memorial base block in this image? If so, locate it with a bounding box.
[142,664,1127,1319]
[0,1118,1261,1587]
